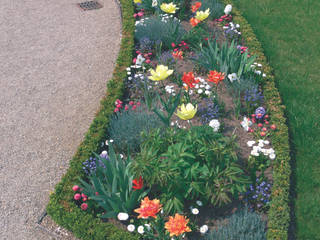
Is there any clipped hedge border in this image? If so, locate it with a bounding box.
[222,1,292,239]
[46,0,140,239]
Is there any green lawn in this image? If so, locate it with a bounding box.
[233,0,320,239]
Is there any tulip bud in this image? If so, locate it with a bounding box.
[72,185,80,192]
[260,132,266,137]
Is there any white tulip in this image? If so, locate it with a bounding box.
[224,4,232,14]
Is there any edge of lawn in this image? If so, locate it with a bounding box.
[47,0,292,239]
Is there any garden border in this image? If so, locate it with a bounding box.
[47,0,292,239]
[222,1,292,239]
[46,0,140,239]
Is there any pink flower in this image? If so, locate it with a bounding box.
[81,203,88,211]
[74,193,81,201]
[146,59,151,64]
[72,185,80,192]
[133,13,137,18]
[260,132,266,137]
[271,124,277,130]
[132,105,137,110]
[258,123,263,128]
[129,101,134,106]
[95,192,99,196]
[125,105,129,110]
[262,127,267,132]
[137,102,141,106]
[82,197,88,202]
[133,58,137,64]
[114,108,119,113]
[138,12,144,17]
[81,193,87,199]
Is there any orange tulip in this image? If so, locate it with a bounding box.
[165,213,192,237]
[134,197,162,219]
[191,2,201,12]
[182,72,199,89]
[172,50,184,60]
[190,17,201,27]
[207,70,225,85]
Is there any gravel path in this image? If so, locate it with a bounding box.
[0,0,121,239]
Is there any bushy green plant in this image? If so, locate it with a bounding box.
[132,126,248,213]
[204,207,266,240]
[80,145,149,218]
[135,15,186,50]
[194,40,256,78]
[108,105,163,153]
[199,0,224,20]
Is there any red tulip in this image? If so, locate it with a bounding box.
[132,176,143,190]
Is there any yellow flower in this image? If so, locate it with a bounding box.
[134,0,142,4]
[149,65,174,81]
[195,8,210,21]
[160,3,179,14]
[176,103,197,120]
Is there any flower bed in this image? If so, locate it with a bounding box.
[47,0,291,239]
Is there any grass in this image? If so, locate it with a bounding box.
[233,0,320,238]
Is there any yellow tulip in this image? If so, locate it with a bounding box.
[160,3,179,14]
[134,0,142,4]
[195,8,210,21]
[176,103,197,120]
[149,65,174,81]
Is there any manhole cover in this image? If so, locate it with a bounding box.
[78,1,103,10]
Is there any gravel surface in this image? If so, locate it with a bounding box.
[0,0,121,239]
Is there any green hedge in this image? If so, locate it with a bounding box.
[222,1,292,239]
[46,0,139,239]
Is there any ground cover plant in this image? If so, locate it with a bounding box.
[47,0,292,239]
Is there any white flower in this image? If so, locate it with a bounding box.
[200,225,209,234]
[240,117,252,131]
[100,150,108,157]
[205,85,211,90]
[209,119,220,132]
[136,54,145,65]
[264,140,270,145]
[236,24,240,28]
[198,89,203,94]
[255,70,262,75]
[192,208,199,215]
[144,224,151,230]
[128,77,132,80]
[258,142,264,148]
[126,67,131,71]
[224,4,232,14]
[152,0,157,7]
[205,90,211,95]
[137,225,144,234]
[195,84,199,89]
[127,71,131,75]
[269,153,276,160]
[263,73,267,77]
[200,84,205,88]
[257,63,262,67]
[117,212,129,221]
[127,224,135,232]
[253,145,261,152]
[119,154,124,159]
[251,150,259,156]
[228,73,238,82]
[247,140,255,147]
[196,200,203,206]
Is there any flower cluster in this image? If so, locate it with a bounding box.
[216,14,233,23]
[243,178,272,212]
[134,50,152,65]
[133,9,144,19]
[251,62,267,77]
[198,98,220,124]
[244,87,264,112]
[237,44,249,54]
[171,40,189,60]
[223,22,241,40]
[165,85,176,96]
[82,152,108,175]
[72,185,89,211]
[247,139,276,160]
[190,5,210,27]
[189,77,212,96]
[207,70,225,86]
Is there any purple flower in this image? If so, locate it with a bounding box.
[255,107,266,119]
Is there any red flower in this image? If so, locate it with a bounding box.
[207,70,225,85]
[190,18,201,27]
[132,176,143,190]
[182,72,199,89]
[172,50,184,60]
[191,2,201,12]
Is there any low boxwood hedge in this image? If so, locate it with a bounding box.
[222,1,292,239]
[47,0,292,239]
